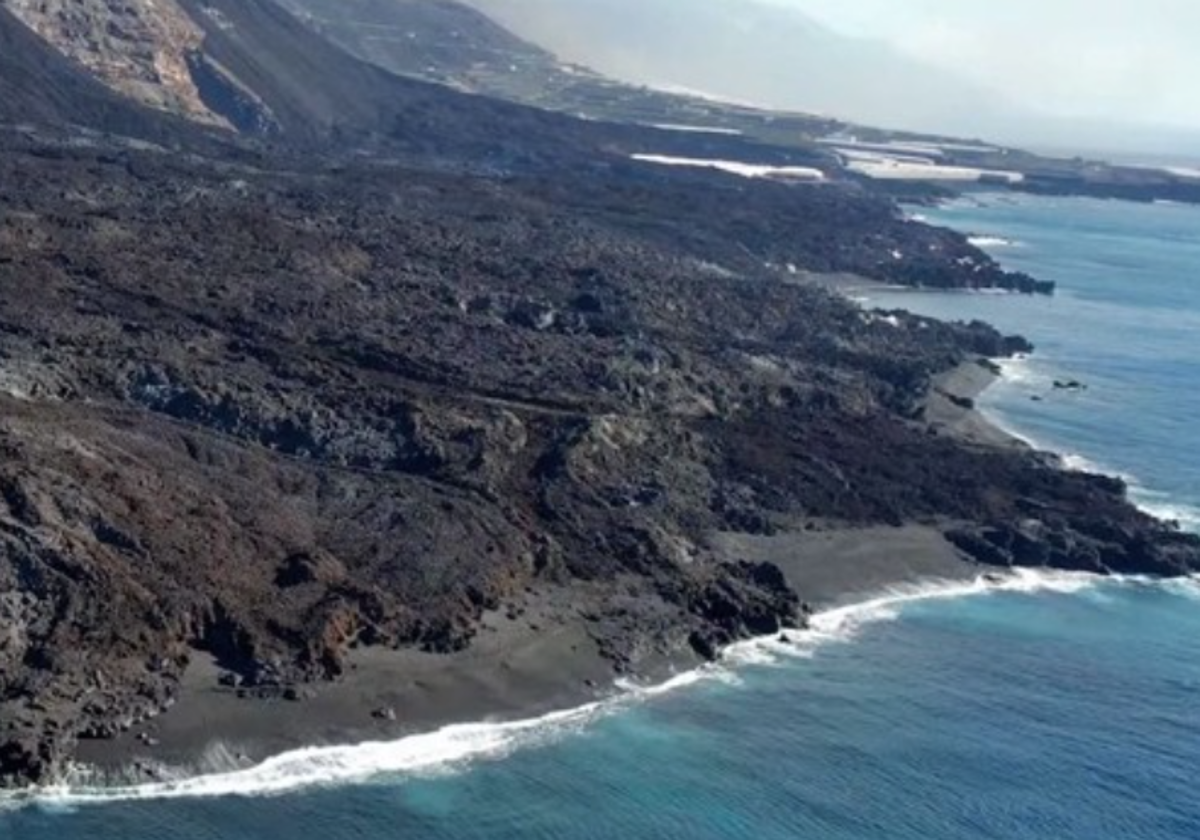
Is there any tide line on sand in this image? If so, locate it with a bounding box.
[8,568,1192,812]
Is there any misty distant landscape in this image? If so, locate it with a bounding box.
[465,0,1200,157]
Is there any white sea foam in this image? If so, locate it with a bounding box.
[709,570,1116,676]
[20,704,607,808]
[985,359,1197,534]
[1059,451,1110,475]
[992,354,1039,388]
[1129,487,1200,533]
[1161,576,1200,601]
[0,569,1174,812]
[968,235,1021,249]
[5,663,737,810]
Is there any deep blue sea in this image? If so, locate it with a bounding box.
[3,195,1198,839]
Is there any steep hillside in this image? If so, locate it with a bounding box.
[0,0,588,155]
[2,0,221,124]
[463,0,1023,138]
[278,0,844,142]
[275,0,563,90]
[0,5,206,144]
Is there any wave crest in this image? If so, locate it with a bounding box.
[968,235,1021,249]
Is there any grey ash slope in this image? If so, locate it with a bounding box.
[0,0,678,162]
[177,0,432,140]
[276,0,845,145]
[170,0,815,170]
[463,0,1024,139]
[176,0,581,153]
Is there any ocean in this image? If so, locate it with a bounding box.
[883,194,1200,532]
[3,194,1198,838]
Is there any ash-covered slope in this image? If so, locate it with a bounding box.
[171,0,838,173]
[174,0,428,140]
[276,0,842,142]
[465,0,1025,139]
[1,0,221,124]
[0,0,599,158]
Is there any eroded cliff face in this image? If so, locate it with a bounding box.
[1,0,224,125]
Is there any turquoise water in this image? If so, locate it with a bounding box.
[3,195,1199,838]
[5,576,1199,838]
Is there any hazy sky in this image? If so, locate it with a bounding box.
[770,0,1200,129]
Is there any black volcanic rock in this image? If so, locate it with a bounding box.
[0,130,1193,786]
[0,1,1190,787]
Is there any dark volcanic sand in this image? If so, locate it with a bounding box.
[74,586,623,779]
[66,362,1040,781]
[73,530,981,782]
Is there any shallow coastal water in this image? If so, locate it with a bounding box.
[5,574,1199,839]
[880,194,1200,531]
[4,194,1200,838]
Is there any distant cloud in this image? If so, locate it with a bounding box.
[772,0,1200,128]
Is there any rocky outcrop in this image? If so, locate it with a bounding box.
[684,562,805,660]
[0,5,218,146]
[949,515,1200,578]
[1,0,220,124]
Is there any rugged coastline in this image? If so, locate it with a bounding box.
[2,128,1196,786]
[65,539,982,789]
[0,0,1197,786]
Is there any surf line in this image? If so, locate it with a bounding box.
[4,568,1170,811]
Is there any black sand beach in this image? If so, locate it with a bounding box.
[73,361,1002,780]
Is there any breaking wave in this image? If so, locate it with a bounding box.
[981,357,1197,533]
[5,568,1168,813]
[968,235,1021,249]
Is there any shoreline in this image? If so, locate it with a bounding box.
[13,354,1195,797]
[923,356,1027,451]
[18,564,1153,808]
[53,356,1037,791]
[57,355,1012,791]
[65,518,986,788]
